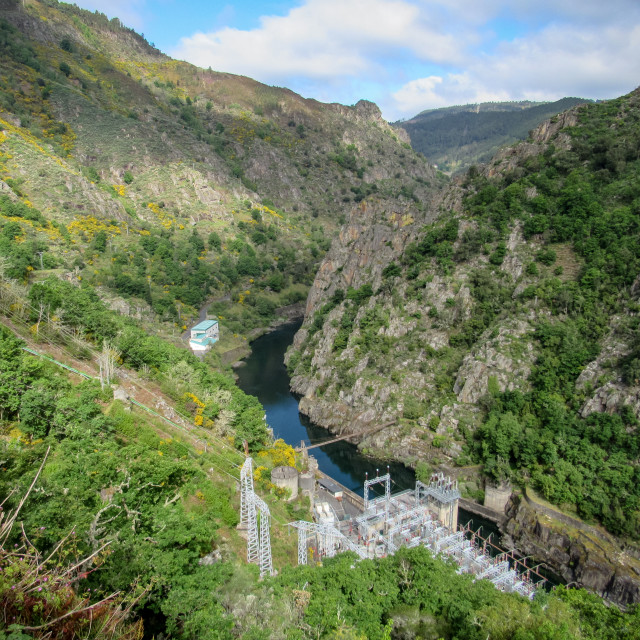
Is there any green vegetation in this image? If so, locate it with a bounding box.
[397,98,590,173]
[417,93,640,536]
[1,0,639,633]
[276,549,640,640]
[458,93,640,536]
[289,89,640,542]
[2,318,639,638]
[0,324,244,638]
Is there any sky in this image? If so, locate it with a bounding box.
[70,0,640,121]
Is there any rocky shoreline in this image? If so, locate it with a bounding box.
[229,303,305,368]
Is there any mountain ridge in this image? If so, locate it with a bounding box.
[396,97,592,173]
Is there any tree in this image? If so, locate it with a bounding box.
[208,232,221,251]
[93,230,107,253]
[98,341,120,389]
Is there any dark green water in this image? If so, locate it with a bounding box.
[235,321,415,497]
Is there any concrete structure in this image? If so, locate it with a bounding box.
[416,473,461,531]
[189,319,219,352]
[317,477,343,500]
[271,465,299,500]
[307,455,319,474]
[298,472,315,494]
[484,482,512,514]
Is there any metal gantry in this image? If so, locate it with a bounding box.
[240,457,273,577]
[363,469,391,510]
[253,494,273,578]
[287,471,542,600]
[289,520,368,564]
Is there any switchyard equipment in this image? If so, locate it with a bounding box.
[363,469,391,510]
[287,471,544,599]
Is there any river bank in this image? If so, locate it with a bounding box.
[229,302,306,367]
[186,297,305,366]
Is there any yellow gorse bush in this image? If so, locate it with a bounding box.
[257,439,297,469]
[67,215,122,240]
[147,202,176,229]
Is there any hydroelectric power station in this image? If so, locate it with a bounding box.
[240,456,544,598]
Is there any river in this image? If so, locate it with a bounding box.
[235,321,415,496]
[234,321,496,536]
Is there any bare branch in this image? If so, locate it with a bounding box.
[0,446,50,545]
[19,592,121,631]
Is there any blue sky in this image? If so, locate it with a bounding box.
[72,0,640,121]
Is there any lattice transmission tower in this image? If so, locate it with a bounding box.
[240,457,273,577]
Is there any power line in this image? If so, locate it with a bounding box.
[1,290,245,461]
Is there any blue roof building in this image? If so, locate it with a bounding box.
[189,319,219,352]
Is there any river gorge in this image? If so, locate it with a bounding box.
[233,322,640,606]
[234,321,496,532]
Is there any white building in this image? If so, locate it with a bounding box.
[189,319,219,352]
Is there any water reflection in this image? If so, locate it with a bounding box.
[235,321,415,496]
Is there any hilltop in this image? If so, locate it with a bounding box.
[396,98,591,173]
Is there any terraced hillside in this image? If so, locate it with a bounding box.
[0,0,437,351]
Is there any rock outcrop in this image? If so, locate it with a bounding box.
[504,492,640,607]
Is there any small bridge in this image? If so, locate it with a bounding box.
[295,421,395,452]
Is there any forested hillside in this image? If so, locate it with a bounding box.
[397,98,590,173]
[288,89,640,595]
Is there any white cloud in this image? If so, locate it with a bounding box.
[424,0,640,26]
[171,0,466,81]
[392,76,445,113]
[70,0,640,121]
[389,19,640,118]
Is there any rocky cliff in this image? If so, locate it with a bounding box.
[287,90,640,604]
[503,492,640,607]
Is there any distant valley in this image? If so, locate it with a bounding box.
[396,98,592,173]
